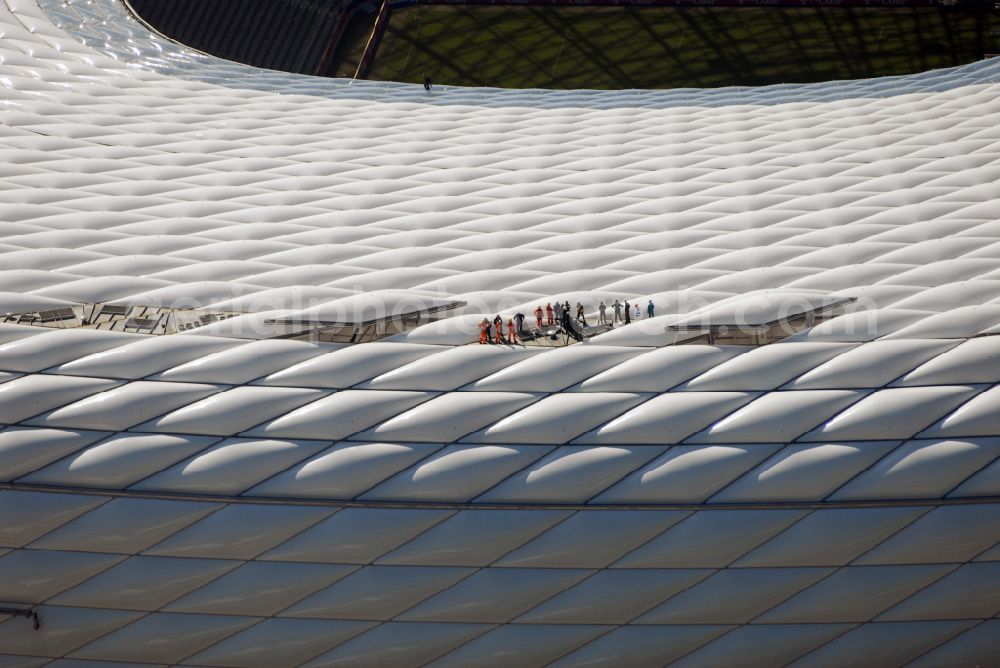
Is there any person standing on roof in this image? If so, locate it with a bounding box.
[507,318,518,344]
[479,318,490,344]
[612,299,622,324]
[514,311,525,334]
[647,300,655,319]
[493,314,504,343]
[545,302,554,325]
[635,302,642,320]
[624,300,631,325]
[534,305,544,329]
[598,301,607,325]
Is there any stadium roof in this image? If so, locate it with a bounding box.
[0,0,999,666]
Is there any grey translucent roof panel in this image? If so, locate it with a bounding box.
[49,555,240,611]
[68,613,258,664]
[300,622,492,668]
[184,618,375,668]
[361,346,543,391]
[135,386,325,436]
[877,562,1000,621]
[247,441,443,500]
[516,569,711,624]
[25,380,222,432]
[974,539,1000,562]
[356,391,540,443]
[260,508,453,564]
[892,620,1000,668]
[593,444,782,504]
[787,620,975,668]
[0,606,141,659]
[476,445,665,504]
[130,438,329,495]
[142,504,335,559]
[0,374,119,423]
[0,426,108,482]
[896,336,1000,386]
[20,432,219,489]
[463,392,647,445]
[575,391,756,445]
[636,567,832,625]
[546,625,733,668]
[150,339,327,384]
[735,507,928,567]
[687,390,866,444]
[164,561,357,616]
[787,339,960,390]
[831,438,1000,501]
[0,655,50,668]
[425,624,610,668]
[758,564,954,623]
[882,304,1000,339]
[576,345,745,392]
[281,565,475,621]
[617,509,806,568]
[245,390,430,441]
[949,453,1000,498]
[30,497,220,554]
[376,508,571,566]
[681,342,855,391]
[495,510,690,568]
[854,504,1000,565]
[398,568,593,623]
[0,490,106,548]
[667,624,856,668]
[51,334,240,379]
[361,444,553,503]
[785,308,933,343]
[919,385,1000,439]
[0,549,124,603]
[800,386,982,442]
[466,345,644,392]
[259,343,442,389]
[711,441,899,503]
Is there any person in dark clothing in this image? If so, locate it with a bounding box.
[514,312,525,334]
[624,300,631,325]
[423,76,432,91]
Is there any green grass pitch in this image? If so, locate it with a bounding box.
[361,7,993,89]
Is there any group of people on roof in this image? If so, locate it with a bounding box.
[478,298,656,344]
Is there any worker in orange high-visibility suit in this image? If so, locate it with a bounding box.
[534,305,544,329]
[493,315,504,344]
[479,318,490,344]
[507,319,518,344]
[545,302,554,325]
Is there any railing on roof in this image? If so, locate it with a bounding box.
[0,304,239,335]
[667,296,858,345]
[265,299,467,343]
